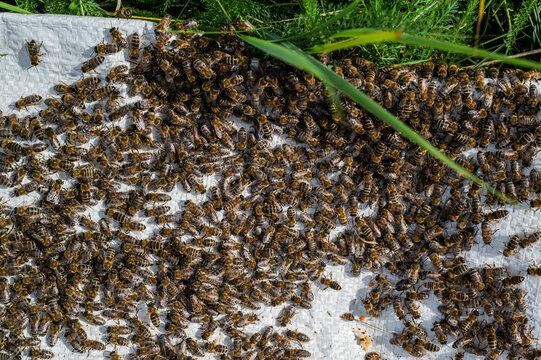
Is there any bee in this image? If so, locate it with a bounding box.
[47,321,61,346]
[95,42,121,54]
[147,302,160,327]
[108,335,130,346]
[117,7,132,18]
[424,281,445,290]
[72,166,99,179]
[399,90,415,120]
[514,288,527,313]
[155,15,172,33]
[279,305,297,326]
[503,275,524,286]
[392,296,406,321]
[193,58,214,79]
[127,33,141,60]
[82,55,104,73]
[26,40,44,66]
[29,349,54,359]
[110,27,128,48]
[452,332,474,349]
[340,313,355,321]
[44,179,63,205]
[415,338,440,352]
[105,208,129,224]
[14,181,38,196]
[15,94,42,110]
[432,321,447,344]
[89,85,119,102]
[480,220,493,245]
[106,65,128,82]
[84,312,106,326]
[527,265,541,276]
[402,342,424,357]
[485,209,508,221]
[107,326,131,336]
[521,231,541,247]
[223,74,244,88]
[206,342,229,354]
[503,235,520,257]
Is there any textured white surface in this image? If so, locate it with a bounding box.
[0,12,540,360]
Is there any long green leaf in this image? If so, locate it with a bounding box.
[273,0,361,42]
[310,30,402,51]
[398,33,541,70]
[309,29,541,70]
[0,1,32,13]
[240,34,505,200]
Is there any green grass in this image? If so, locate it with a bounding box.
[2,0,541,65]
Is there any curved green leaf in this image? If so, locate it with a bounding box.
[310,30,402,52]
[0,1,32,14]
[308,29,541,70]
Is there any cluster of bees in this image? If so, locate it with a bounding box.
[364,265,532,359]
[0,13,538,360]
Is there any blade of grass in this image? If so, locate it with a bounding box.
[240,34,509,202]
[214,0,231,22]
[169,28,270,34]
[272,0,361,42]
[309,30,541,70]
[131,15,162,21]
[465,47,541,68]
[0,1,32,13]
[310,30,402,50]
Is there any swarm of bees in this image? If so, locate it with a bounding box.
[6,15,541,360]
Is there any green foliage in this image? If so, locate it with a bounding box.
[504,0,536,53]
[479,0,541,59]
[14,0,37,12]
[530,1,541,50]
[1,0,541,65]
[197,0,273,27]
[68,0,102,16]
[41,0,68,14]
[0,0,32,13]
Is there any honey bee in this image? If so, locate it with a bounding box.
[279,305,297,326]
[127,32,141,60]
[95,42,121,54]
[110,27,128,48]
[503,275,524,286]
[72,166,99,179]
[339,312,355,322]
[116,7,132,18]
[415,338,440,353]
[106,65,128,82]
[108,335,130,346]
[15,94,42,110]
[82,55,104,73]
[527,265,541,276]
[29,349,54,359]
[26,40,44,66]
[520,231,541,247]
